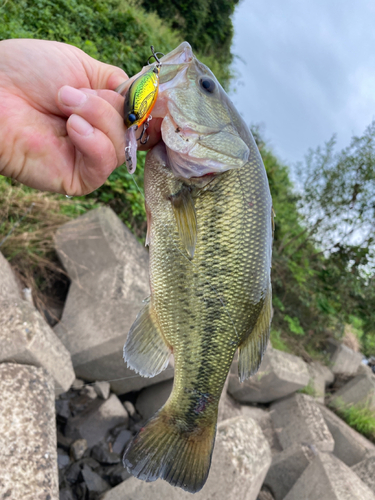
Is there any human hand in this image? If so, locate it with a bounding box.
[0,39,161,195]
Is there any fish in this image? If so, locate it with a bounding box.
[122,42,273,493]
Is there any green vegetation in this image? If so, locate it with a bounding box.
[0,0,229,86]
[139,0,238,85]
[1,0,375,360]
[330,399,375,443]
[298,380,318,398]
[253,124,375,360]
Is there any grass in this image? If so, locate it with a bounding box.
[298,379,318,397]
[330,398,375,443]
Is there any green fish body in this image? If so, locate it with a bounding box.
[123,42,273,493]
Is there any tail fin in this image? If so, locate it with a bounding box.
[123,408,216,493]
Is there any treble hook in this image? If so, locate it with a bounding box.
[138,115,152,145]
[147,46,165,67]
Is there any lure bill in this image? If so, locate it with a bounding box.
[122,47,163,174]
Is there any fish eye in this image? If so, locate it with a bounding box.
[199,77,216,93]
[128,113,137,123]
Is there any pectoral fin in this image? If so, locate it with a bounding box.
[170,186,197,258]
[123,297,172,377]
[238,284,273,382]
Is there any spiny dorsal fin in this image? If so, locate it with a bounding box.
[238,284,273,382]
[170,186,197,258]
[123,297,172,378]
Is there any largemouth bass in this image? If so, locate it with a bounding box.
[122,42,273,493]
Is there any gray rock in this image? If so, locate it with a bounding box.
[70,439,88,461]
[65,393,129,448]
[319,404,375,466]
[271,394,335,452]
[0,299,75,395]
[257,488,275,500]
[123,401,137,418]
[81,464,110,494]
[72,378,85,390]
[136,379,173,421]
[284,452,375,500]
[104,463,132,486]
[100,416,272,500]
[228,347,310,403]
[352,455,375,494]
[0,251,21,300]
[58,448,71,469]
[112,429,133,455]
[94,381,111,400]
[82,385,98,400]
[242,406,282,455]
[0,363,58,500]
[54,207,174,394]
[263,444,317,500]
[218,375,243,422]
[59,487,75,500]
[91,443,121,464]
[57,431,73,452]
[306,362,334,403]
[56,398,71,421]
[327,338,363,375]
[329,372,375,411]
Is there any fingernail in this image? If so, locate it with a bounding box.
[69,114,94,136]
[59,86,88,107]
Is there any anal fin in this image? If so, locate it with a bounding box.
[123,297,171,377]
[238,284,273,382]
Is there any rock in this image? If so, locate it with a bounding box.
[218,375,243,422]
[70,439,88,461]
[56,398,72,421]
[72,378,85,390]
[91,443,121,464]
[306,362,334,403]
[123,401,137,418]
[263,444,317,500]
[283,451,375,500]
[228,347,310,403]
[327,338,363,375]
[54,207,174,394]
[319,404,375,466]
[58,448,71,469]
[329,372,375,411]
[82,385,98,400]
[352,456,375,494]
[0,363,58,500]
[104,463,132,486]
[94,381,111,400]
[112,429,133,455]
[257,487,275,500]
[271,394,334,452]
[0,251,21,300]
[100,416,272,500]
[59,487,75,500]
[136,379,173,421]
[65,394,129,448]
[81,464,110,495]
[57,431,73,452]
[0,299,75,395]
[242,406,282,455]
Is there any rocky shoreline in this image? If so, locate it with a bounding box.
[1,207,375,500]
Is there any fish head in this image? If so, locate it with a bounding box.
[150,42,253,179]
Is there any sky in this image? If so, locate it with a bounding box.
[230,0,375,169]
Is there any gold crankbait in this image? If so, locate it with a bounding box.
[122,46,164,174]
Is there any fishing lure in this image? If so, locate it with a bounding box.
[123,46,164,174]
